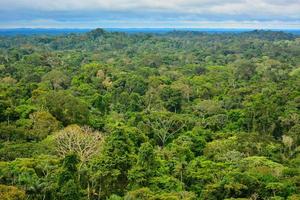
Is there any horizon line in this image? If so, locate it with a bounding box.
[1,27,300,30]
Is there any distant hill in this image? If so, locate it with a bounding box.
[0,28,299,36]
[240,30,297,41]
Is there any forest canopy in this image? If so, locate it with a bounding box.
[0,29,299,200]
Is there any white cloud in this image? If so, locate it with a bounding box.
[2,0,299,15]
[0,0,299,27]
[1,19,299,29]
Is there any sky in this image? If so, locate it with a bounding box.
[0,0,300,29]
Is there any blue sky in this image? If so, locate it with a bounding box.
[0,0,299,28]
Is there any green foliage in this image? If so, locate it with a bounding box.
[37,91,89,125]
[0,184,26,200]
[0,29,299,199]
[160,86,182,112]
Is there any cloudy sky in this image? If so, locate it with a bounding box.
[0,0,299,28]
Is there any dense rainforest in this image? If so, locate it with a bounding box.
[0,29,299,200]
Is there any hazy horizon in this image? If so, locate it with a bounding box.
[1,27,300,30]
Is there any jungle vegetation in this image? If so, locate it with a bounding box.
[0,29,299,200]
